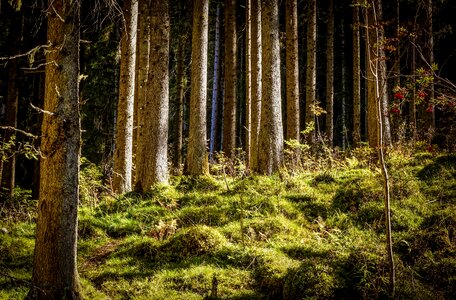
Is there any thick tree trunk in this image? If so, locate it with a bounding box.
[28,1,82,298]
[223,0,237,158]
[365,4,379,148]
[113,0,138,194]
[286,0,300,143]
[210,4,222,161]
[133,0,150,184]
[352,4,361,146]
[305,0,317,143]
[135,0,169,192]
[250,0,262,172]
[186,0,209,175]
[325,0,334,146]
[258,0,283,175]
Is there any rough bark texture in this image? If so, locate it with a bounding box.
[286,0,300,143]
[135,0,169,192]
[245,0,252,167]
[365,4,379,148]
[133,0,151,184]
[113,0,138,194]
[325,0,334,146]
[186,0,209,175]
[352,4,361,146]
[250,0,262,172]
[223,0,237,158]
[210,4,222,161]
[258,0,283,175]
[305,0,317,143]
[28,0,82,298]
[341,16,348,150]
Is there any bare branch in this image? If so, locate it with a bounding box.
[30,103,55,116]
[0,126,38,139]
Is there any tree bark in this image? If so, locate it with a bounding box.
[365,3,379,148]
[352,4,361,146]
[185,0,209,175]
[286,0,300,143]
[210,4,222,161]
[135,0,169,192]
[28,0,82,298]
[113,0,138,194]
[223,0,237,159]
[250,0,262,172]
[245,0,252,168]
[325,0,334,146]
[174,37,186,172]
[305,0,317,143]
[258,0,283,175]
[133,0,151,184]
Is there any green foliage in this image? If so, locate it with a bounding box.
[2,151,455,299]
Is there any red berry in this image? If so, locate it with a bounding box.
[394,92,404,100]
[426,105,433,113]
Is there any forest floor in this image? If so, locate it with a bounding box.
[0,150,455,299]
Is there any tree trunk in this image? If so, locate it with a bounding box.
[28,1,82,298]
[135,0,169,193]
[210,4,222,161]
[365,4,378,148]
[174,37,186,172]
[341,15,348,150]
[352,4,361,146]
[133,0,151,184]
[2,53,19,198]
[1,8,21,198]
[113,0,138,194]
[376,1,392,145]
[185,0,209,175]
[223,0,237,159]
[305,0,317,143]
[286,0,300,143]
[245,0,252,168]
[325,0,334,147]
[250,0,262,172]
[258,0,283,175]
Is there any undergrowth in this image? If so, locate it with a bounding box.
[0,151,455,299]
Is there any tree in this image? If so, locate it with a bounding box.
[113,0,138,194]
[245,0,252,167]
[286,0,300,143]
[28,0,82,298]
[258,0,283,175]
[135,0,170,192]
[352,2,361,146]
[133,0,151,184]
[250,0,262,171]
[325,0,334,146]
[186,0,209,175]
[223,0,237,158]
[210,4,222,161]
[1,7,20,198]
[365,3,379,148]
[305,0,317,143]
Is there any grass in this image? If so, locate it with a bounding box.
[0,152,455,299]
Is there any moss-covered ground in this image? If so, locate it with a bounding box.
[0,151,455,299]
